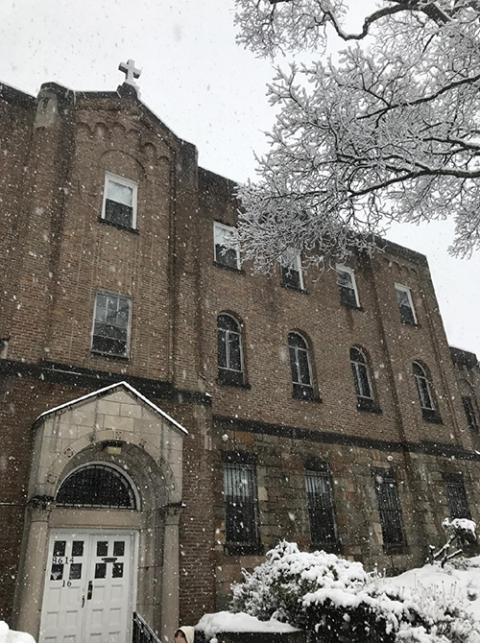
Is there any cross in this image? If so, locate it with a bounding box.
[118,59,141,87]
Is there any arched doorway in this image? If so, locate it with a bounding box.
[40,464,139,643]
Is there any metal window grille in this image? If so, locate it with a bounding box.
[445,474,471,520]
[305,468,337,546]
[373,470,404,547]
[56,464,137,509]
[462,396,479,432]
[224,461,259,546]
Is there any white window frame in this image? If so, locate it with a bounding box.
[101,172,138,229]
[213,221,240,269]
[394,283,417,324]
[281,249,304,290]
[90,291,132,358]
[218,314,244,374]
[336,264,360,307]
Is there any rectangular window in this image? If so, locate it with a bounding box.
[395,284,417,325]
[462,396,479,432]
[224,458,259,551]
[281,250,304,290]
[91,292,131,357]
[444,473,471,520]
[214,222,240,270]
[336,265,359,308]
[305,467,338,547]
[373,469,405,549]
[102,173,137,229]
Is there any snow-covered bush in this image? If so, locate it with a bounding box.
[427,519,477,568]
[231,541,426,643]
[232,541,480,643]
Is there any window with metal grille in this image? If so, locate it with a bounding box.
[305,467,338,547]
[214,222,240,270]
[350,346,375,410]
[288,332,314,400]
[336,265,360,308]
[102,173,137,229]
[217,313,244,385]
[395,284,417,325]
[462,396,479,432]
[223,459,259,550]
[56,464,137,509]
[373,469,405,548]
[444,473,471,520]
[92,292,131,357]
[413,361,440,422]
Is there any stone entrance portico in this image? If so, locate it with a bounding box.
[14,382,187,642]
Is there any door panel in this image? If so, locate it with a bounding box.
[40,531,134,643]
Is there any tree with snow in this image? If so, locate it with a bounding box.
[234,0,480,268]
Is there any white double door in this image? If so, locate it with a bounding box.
[40,530,136,643]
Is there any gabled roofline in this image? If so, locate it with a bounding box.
[35,381,188,435]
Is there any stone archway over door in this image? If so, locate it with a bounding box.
[14,381,187,642]
[40,529,136,643]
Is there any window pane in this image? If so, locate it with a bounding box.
[227,332,242,371]
[297,348,311,385]
[218,328,227,369]
[214,224,239,269]
[92,293,130,356]
[107,180,133,206]
[462,396,479,431]
[358,363,372,398]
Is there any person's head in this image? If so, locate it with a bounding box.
[175,630,186,643]
[175,627,194,643]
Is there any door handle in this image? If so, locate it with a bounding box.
[81,595,85,608]
[87,580,93,600]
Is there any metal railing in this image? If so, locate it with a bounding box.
[133,612,162,643]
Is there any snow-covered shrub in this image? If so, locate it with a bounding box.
[231,541,427,643]
[427,519,477,567]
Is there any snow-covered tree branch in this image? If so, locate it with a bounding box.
[234,0,480,267]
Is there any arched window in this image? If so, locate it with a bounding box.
[288,332,314,400]
[413,361,440,422]
[350,347,375,410]
[217,313,244,385]
[56,464,137,509]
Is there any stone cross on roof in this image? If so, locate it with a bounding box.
[118,59,141,90]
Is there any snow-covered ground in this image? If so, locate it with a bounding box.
[378,556,480,625]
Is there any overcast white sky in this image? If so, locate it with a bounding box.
[1,0,479,356]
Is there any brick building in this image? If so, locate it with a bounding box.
[1,71,480,643]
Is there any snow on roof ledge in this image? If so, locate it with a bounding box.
[34,381,188,435]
